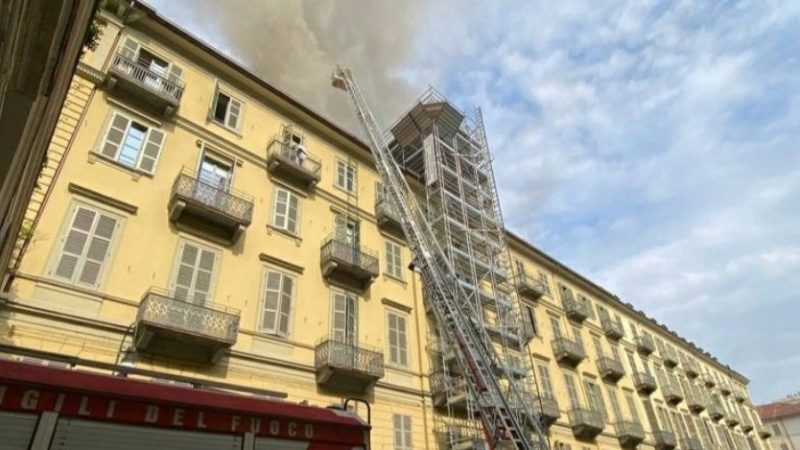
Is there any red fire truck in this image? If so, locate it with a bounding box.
[0,359,371,450]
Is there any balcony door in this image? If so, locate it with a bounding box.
[196,152,233,209]
[334,215,360,263]
[331,292,357,345]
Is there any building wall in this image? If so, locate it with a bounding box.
[0,2,768,450]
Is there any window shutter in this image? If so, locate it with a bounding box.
[262,271,281,333]
[403,416,412,450]
[120,38,139,60]
[332,292,347,343]
[101,114,130,159]
[77,214,118,287]
[273,189,289,229]
[227,98,242,129]
[138,128,164,173]
[172,243,215,305]
[167,64,183,84]
[278,275,293,335]
[397,315,408,365]
[286,192,298,234]
[208,82,219,121]
[345,294,356,344]
[388,313,398,363]
[54,207,96,280]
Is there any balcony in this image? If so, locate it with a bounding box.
[601,318,625,340]
[654,430,678,450]
[133,289,240,364]
[703,375,716,389]
[443,425,487,450]
[375,190,404,235]
[663,348,679,368]
[266,140,322,188]
[314,338,385,392]
[720,384,732,396]
[615,421,645,448]
[532,396,561,427]
[734,392,747,404]
[635,335,656,356]
[568,408,605,439]
[106,52,184,116]
[684,361,700,379]
[429,342,461,375]
[680,437,703,450]
[662,384,684,406]
[552,337,586,367]
[516,271,546,300]
[168,169,254,244]
[320,235,379,291]
[707,404,724,421]
[726,416,740,428]
[687,393,706,413]
[597,357,625,383]
[633,372,657,395]
[742,423,754,433]
[430,372,469,412]
[563,297,590,322]
[757,427,771,439]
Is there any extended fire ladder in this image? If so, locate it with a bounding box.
[332,67,549,450]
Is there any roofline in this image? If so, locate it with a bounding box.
[125,0,747,385]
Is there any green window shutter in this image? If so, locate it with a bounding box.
[101,113,130,159]
[138,128,164,173]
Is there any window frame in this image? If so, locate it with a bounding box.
[211,87,244,132]
[259,267,296,337]
[330,289,358,345]
[385,308,410,368]
[97,111,165,174]
[384,239,404,280]
[335,159,357,194]
[271,186,301,236]
[168,239,220,306]
[392,414,413,450]
[49,202,123,290]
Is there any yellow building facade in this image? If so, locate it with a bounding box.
[0,2,771,450]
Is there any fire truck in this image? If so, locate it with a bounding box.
[0,359,371,450]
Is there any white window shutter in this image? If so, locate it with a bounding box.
[77,214,118,287]
[208,81,219,121]
[262,271,282,333]
[101,114,130,159]
[138,128,164,174]
[172,243,216,304]
[54,207,97,280]
[278,275,293,335]
[167,63,183,85]
[227,98,242,129]
[120,38,139,60]
[273,189,288,230]
[286,192,298,234]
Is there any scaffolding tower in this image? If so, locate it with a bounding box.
[333,69,548,450]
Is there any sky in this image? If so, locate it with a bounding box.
[146,0,800,403]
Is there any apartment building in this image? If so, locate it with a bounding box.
[0,1,770,449]
[757,399,800,450]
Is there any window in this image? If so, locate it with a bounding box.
[584,381,608,421]
[579,294,595,319]
[198,152,233,190]
[772,424,781,437]
[171,241,218,304]
[260,269,294,336]
[606,387,622,422]
[515,260,526,279]
[626,351,638,373]
[624,392,640,421]
[538,271,551,295]
[272,188,299,235]
[118,38,183,90]
[385,240,403,279]
[572,326,583,348]
[98,113,165,173]
[523,304,538,336]
[536,364,554,398]
[558,283,574,303]
[549,316,562,338]
[335,160,357,193]
[591,335,604,358]
[331,291,357,345]
[52,205,120,288]
[393,415,412,450]
[564,373,581,409]
[212,90,243,130]
[387,310,409,366]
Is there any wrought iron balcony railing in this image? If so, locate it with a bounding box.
[680,437,703,450]
[703,374,716,388]
[516,270,547,300]
[109,52,184,104]
[663,347,679,368]
[687,392,706,413]
[266,139,322,187]
[552,337,586,366]
[707,403,724,421]
[532,396,561,426]
[726,416,740,428]
[684,360,700,379]
[597,356,625,382]
[320,235,380,290]
[662,383,684,405]
[375,189,403,232]
[654,430,678,450]
[568,408,605,439]
[314,338,385,391]
[601,317,625,340]
[563,296,590,322]
[169,169,254,243]
[633,371,658,395]
[134,289,240,363]
[635,334,656,355]
[615,421,645,448]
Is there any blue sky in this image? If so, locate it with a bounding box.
[148,0,800,402]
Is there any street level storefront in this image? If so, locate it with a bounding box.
[0,359,370,450]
